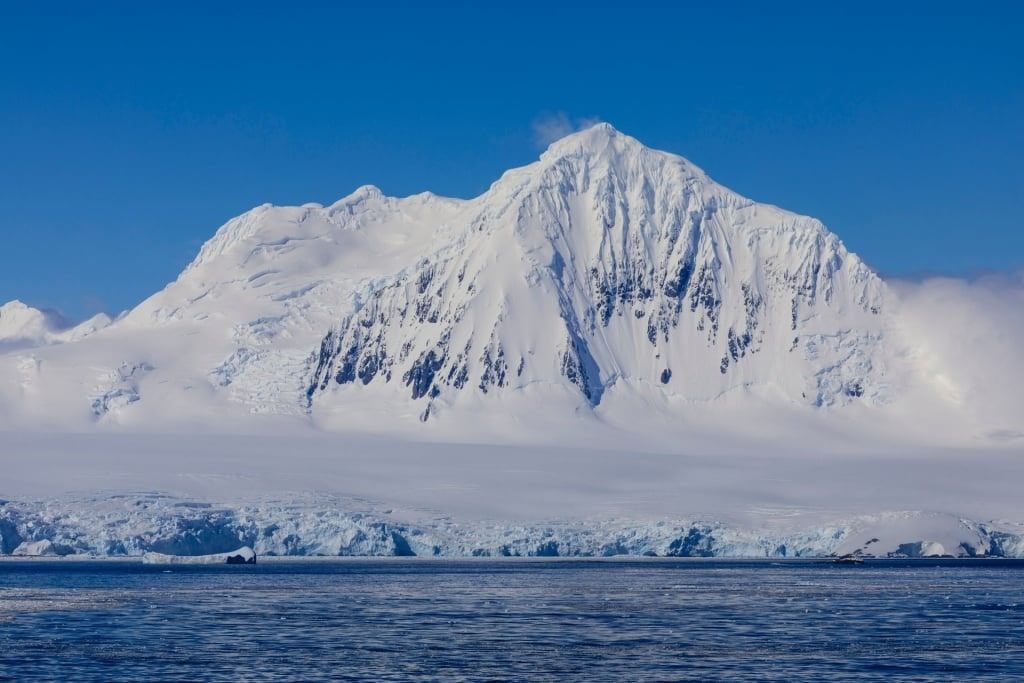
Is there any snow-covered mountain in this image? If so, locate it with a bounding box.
[308,124,886,425]
[0,124,1013,442]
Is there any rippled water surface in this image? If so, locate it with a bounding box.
[2,559,1023,681]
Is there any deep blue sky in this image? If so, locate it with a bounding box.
[2,2,1022,319]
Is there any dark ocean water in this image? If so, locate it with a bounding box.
[1,559,1023,682]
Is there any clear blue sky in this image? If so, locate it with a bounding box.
[2,2,1022,319]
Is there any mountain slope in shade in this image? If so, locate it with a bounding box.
[308,124,887,423]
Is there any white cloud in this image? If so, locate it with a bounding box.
[890,270,1024,436]
[531,112,603,147]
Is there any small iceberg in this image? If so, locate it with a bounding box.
[11,539,76,557]
[141,546,256,565]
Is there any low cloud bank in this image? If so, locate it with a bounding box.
[889,270,1024,437]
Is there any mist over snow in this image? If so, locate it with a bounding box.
[1,125,1021,559]
[888,270,1024,439]
[0,300,111,353]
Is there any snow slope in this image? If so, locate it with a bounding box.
[0,124,1021,558]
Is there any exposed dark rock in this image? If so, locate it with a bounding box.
[404,349,445,400]
[560,339,591,401]
[479,343,508,393]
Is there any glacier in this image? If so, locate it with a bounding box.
[0,124,1021,558]
[4,489,1024,560]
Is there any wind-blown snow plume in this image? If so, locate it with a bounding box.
[532,112,603,146]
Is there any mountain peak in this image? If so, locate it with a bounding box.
[542,122,639,159]
[531,123,711,199]
[347,184,385,202]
